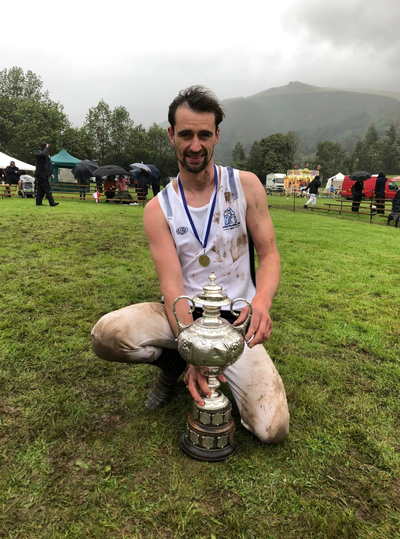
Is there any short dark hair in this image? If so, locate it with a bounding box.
[168,85,225,133]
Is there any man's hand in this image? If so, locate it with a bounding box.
[51,174,54,179]
[184,365,226,406]
[233,296,273,348]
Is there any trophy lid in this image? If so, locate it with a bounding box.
[192,271,231,308]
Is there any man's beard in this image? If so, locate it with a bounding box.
[176,149,213,173]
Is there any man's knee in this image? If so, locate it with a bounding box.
[91,303,171,364]
[241,404,290,444]
[91,312,132,363]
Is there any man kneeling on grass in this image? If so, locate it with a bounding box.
[91,86,289,444]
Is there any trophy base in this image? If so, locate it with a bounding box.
[181,399,237,462]
[181,433,237,461]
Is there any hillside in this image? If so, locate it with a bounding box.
[343,88,400,102]
[213,82,400,163]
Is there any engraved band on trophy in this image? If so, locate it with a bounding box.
[173,271,252,461]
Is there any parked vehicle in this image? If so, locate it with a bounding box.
[266,173,285,191]
[341,175,397,199]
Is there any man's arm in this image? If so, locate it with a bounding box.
[143,196,193,336]
[36,147,49,157]
[236,171,281,348]
[143,196,221,404]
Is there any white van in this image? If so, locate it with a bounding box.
[266,173,285,191]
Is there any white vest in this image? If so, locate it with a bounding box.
[158,166,256,309]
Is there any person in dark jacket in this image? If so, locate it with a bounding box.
[95,174,103,193]
[375,171,387,214]
[351,180,363,212]
[35,142,58,207]
[3,161,21,185]
[388,189,400,226]
[151,175,160,197]
[136,170,150,203]
[302,175,321,208]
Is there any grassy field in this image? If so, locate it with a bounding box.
[0,198,399,539]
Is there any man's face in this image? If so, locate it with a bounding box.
[10,162,14,168]
[168,106,220,173]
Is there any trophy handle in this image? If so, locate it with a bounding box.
[173,295,196,334]
[230,299,253,336]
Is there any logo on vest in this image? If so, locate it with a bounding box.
[223,207,240,230]
[176,226,188,235]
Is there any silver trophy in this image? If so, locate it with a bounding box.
[173,271,252,461]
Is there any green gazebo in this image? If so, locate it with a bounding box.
[51,149,81,182]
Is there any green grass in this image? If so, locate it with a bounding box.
[0,198,399,539]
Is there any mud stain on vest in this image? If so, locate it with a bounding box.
[210,243,225,262]
[230,233,247,263]
[213,211,221,223]
[224,191,233,204]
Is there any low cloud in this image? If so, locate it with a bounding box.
[287,0,400,52]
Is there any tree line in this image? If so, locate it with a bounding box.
[2,67,399,183]
[231,124,400,182]
[0,67,178,179]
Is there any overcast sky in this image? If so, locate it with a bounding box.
[2,0,400,127]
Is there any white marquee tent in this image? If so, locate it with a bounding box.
[324,172,345,193]
[0,151,35,171]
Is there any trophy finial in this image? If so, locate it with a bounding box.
[201,270,224,299]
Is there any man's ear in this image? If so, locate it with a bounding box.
[168,126,175,146]
[214,127,220,146]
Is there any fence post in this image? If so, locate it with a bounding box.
[293,189,296,213]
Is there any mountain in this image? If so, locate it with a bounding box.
[344,88,400,102]
[213,82,400,163]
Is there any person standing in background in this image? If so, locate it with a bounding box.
[351,180,363,212]
[137,170,149,204]
[95,175,103,193]
[151,174,161,197]
[35,143,58,207]
[302,175,321,208]
[375,171,387,215]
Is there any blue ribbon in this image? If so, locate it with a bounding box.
[177,164,218,249]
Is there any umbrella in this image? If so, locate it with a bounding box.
[349,171,371,182]
[147,164,160,180]
[92,165,129,177]
[130,163,160,180]
[71,160,99,181]
[130,163,151,173]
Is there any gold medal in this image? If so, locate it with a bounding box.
[199,254,211,267]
